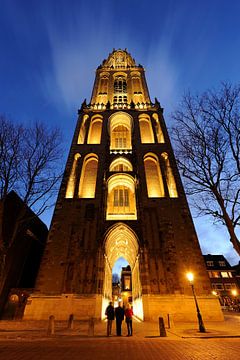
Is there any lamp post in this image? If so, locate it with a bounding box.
[186,272,206,333]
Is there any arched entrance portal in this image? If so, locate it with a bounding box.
[102,223,143,320]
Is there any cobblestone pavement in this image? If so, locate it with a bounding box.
[0,337,239,360]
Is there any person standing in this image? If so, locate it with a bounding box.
[115,302,125,336]
[125,303,133,336]
[105,301,115,336]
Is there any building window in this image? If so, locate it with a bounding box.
[161,152,178,198]
[65,153,81,198]
[219,261,226,267]
[224,283,236,290]
[152,113,165,143]
[139,114,154,143]
[209,271,220,278]
[106,174,137,220]
[79,154,98,198]
[212,283,224,290]
[144,153,165,198]
[78,114,89,144]
[124,275,131,290]
[109,112,132,151]
[109,157,133,172]
[206,261,214,267]
[221,272,232,278]
[87,116,103,144]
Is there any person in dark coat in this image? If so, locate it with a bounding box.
[105,301,115,336]
[115,302,125,336]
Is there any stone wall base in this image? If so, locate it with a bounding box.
[142,294,224,322]
[24,293,223,322]
[24,294,103,320]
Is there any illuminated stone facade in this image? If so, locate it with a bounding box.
[24,49,223,322]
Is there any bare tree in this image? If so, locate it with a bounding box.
[0,117,63,214]
[172,82,240,255]
[0,116,63,277]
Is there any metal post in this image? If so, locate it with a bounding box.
[68,313,74,330]
[159,317,167,337]
[88,317,95,336]
[47,315,55,335]
[191,284,206,333]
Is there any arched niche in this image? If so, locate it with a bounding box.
[78,114,89,144]
[161,152,178,198]
[102,223,143,320]
[144,153,165,197]
[139,114,154,143]
[109,112,133,150]
[78,153,98,198]
[152,113,164,143]
[109,157,133,172]
[65,153,81,198]
[106,173,137,220]
[87,115,103,144]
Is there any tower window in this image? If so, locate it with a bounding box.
[161,153,178,198]
[106,174,137,220]
[79,154,98,198]
[144,153,165,197]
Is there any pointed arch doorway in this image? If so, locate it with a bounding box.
[102,223,143,320]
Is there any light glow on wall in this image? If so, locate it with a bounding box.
[65,153,81,198]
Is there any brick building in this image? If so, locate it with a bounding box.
[0,191,48,318]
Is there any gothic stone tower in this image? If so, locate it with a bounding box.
[24,49,222,321]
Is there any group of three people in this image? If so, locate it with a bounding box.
[105,302,133,337]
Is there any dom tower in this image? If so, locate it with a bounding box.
[25,50,222,321]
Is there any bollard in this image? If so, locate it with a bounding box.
[167,313,173,329]
[68,314,74,330]
[159,317,167,337]
[47,315,55,335]
[88,317,95,336]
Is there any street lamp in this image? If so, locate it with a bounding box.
[186,272,206,333]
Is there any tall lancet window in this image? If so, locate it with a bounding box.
[139,114,155,143]
[87,115,103,144]
[78,115,89,144]
[113,75,127,105]
[109,112,132,150]
[161,153,178,198]
[79,154,98,198]
[97,73,109,104]
[144,153,165,197]
[106,174,137,220]
[131,71,144,103]
[65,153,81,198]
[152,113,165,143]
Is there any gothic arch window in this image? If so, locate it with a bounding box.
[109,157,133,172]
[113,74,127,104]
[131,71,144,103]
[97,72,109,104]
[161,152,178,198]
[65,153,81,198]
[152,113,165,143]
[106,174,137,220]
[79,154,98,198]
[78,114,89,144]
[87,115,103,144]
[139,114,154,143]
[144,153,165,197]
[109,112,132,150]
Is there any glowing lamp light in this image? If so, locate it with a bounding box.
[212,290,218,296]
[186,272,194,283]
[232,289,238,297]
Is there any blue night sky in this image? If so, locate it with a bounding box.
[1,0,240,268]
